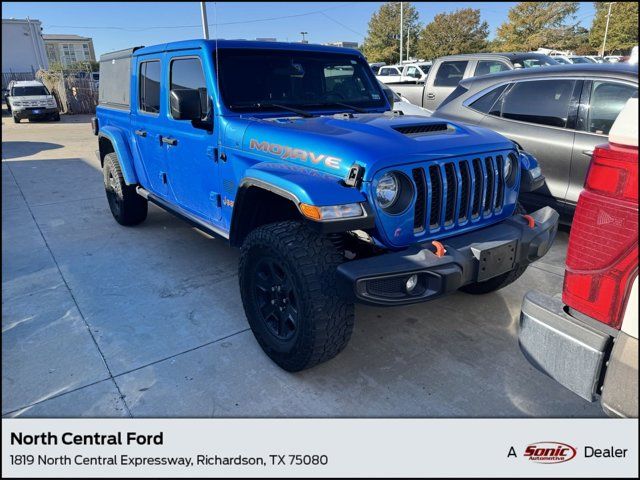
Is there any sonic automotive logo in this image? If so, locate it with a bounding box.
[524,441,577,464]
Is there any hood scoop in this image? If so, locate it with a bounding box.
[393,123,451,136]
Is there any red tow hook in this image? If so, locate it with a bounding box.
[431,240,446,257]
[522,214,535,229]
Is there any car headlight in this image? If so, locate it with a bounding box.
[376,172,399,209]
[503,157,512,180]
[376,171,414,214]
[505,153,519,187]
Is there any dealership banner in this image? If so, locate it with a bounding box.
[2,419,637,477]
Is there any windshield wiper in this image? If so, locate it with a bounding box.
[311,102,368,113]
[233,102,314,118]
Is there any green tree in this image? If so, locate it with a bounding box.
[589,2,639,55]
[417,8,489,59]
[362,2,421,64]
[493,2,579,51]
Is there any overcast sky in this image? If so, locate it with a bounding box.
[3,2,597,57]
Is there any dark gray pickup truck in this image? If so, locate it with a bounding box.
[391,52,557,110]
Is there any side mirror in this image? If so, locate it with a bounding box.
[170,89,201,120]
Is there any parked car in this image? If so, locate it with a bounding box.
[585,55,605,63]
[432,63,638,217]
[379,81,432,116]
[629,46,638,65]
[6,80,60,123]
[552,56,572,65]
[519,96,638,418]
[566,55,593,64]
[95,39,554,372]
[390,52,558,111]
[376,65,403,83]
[369,62,386,74]
[376,63,432,84]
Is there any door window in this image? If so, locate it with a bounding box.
[170,57,208,118]
[474,60,510,77]
[587,81,636,135]
[468,84,509,113]
[496,79,576,128]
[405,66,421,78]
[139,61,161,114]
[433,61,468,87]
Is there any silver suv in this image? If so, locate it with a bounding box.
[7,80,60,123]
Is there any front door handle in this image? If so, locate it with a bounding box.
[582,149,594,157]
[161,136,178,146]
[134,129,147,137]
[426,93,436,100]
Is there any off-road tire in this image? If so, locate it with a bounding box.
[103,152,147,226]
[13,115,20,123]
[460,202,529,294]
[239,221,354,372]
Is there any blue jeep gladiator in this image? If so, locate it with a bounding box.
[94,40,558,371]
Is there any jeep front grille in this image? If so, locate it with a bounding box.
[411,155,506,234]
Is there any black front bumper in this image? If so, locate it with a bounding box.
[337,207,559,306]
[14,108,58,119]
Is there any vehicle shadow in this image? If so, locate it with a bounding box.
[2,141,64,160]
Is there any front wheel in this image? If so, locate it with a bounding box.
[239,221,354,372]
[12,115,20,123]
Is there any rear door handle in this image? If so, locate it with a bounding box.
[582,149,594,157]
[134,129,147,137]
[161,136,178,146]
[426,93,435,100]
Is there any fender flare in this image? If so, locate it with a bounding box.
[229,162,373,245]
[98,126,139,185]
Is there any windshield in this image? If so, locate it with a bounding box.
[513,56,559,68]
[11,85,49,96]
[217,49,387,113]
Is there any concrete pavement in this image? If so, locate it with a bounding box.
[1,109,605,418]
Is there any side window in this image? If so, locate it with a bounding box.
[587,81,636,135]
[474,60,510,77]
[139,61,161,114]
[406,66,420,78]
[433,61,468,87]
[378,68,389,76]
[498,79,576,128]
[170,57,208,119]
[469,84,509,113]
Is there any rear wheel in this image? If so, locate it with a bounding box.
[103,152,148,226]
[12,115,20,123]
[239,221,354,371]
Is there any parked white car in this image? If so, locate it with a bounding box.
[376,63,432,84]
[6,80,60,123]
[376,65,403,83]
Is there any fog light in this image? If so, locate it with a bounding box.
[405,274,418,293]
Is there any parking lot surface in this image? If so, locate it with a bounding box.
[2,109,604,418]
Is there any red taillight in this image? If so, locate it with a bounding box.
[563,143,639,329]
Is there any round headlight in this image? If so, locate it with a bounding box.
[503,157,512,180]
[505,153,519,187]
[376,172,399,209]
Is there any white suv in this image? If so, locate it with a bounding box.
[7,80,60,123]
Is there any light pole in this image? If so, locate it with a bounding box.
[300,31,308,43]
[200,2,209,40]
[399,2,403,64]
[600,2,614,57]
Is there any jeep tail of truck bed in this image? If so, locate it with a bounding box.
[94,40,556,371]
